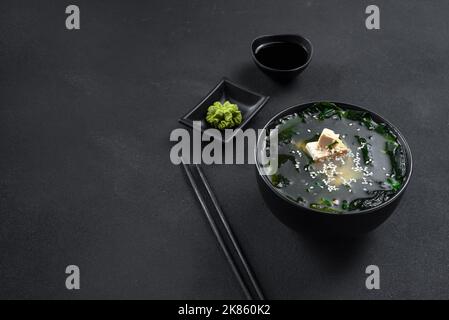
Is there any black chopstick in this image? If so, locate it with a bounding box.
[195,165,265,300]
[182,163,264,300]
[182,163,252,300]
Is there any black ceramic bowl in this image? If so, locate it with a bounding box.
[251,34,313,80]
[255,102,413,236]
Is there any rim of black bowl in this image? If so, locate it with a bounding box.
[255,101,413,216]
[251,34,314,73]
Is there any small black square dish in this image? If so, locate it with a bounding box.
[179,78,269,143]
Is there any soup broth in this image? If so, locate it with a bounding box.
[260,102,407,213]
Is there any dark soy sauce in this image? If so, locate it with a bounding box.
[255,42,308,70]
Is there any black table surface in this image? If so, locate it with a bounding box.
[1,0,448,299]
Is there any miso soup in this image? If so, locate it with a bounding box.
[260,102,407,213]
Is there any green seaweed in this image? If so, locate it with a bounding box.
[278,127,296,142]
[271,174,290,188]
[348,190,395,211]
[311,102,344,120]
[287,195,305,203]
[341,200,349,210]
[310,203,342,214]
[309,198,342,213]
[384,140,405,183]
[355,135,373,165]
[375,123,397,142]
[386,177,401,192]
[278,117,304,142]
[277,154,296,167]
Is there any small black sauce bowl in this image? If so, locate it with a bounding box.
[251,34,313,81]
[255,102,413,237]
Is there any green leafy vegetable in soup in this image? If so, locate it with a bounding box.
[260,102,407,213]
[206,101,243,130]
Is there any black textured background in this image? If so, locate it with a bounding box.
[0,0,448,299]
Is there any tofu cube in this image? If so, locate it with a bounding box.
[305,128,350,161]
[318,128,340,148]
[305,141,330,161]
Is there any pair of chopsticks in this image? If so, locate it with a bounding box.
[182,163,265,300]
